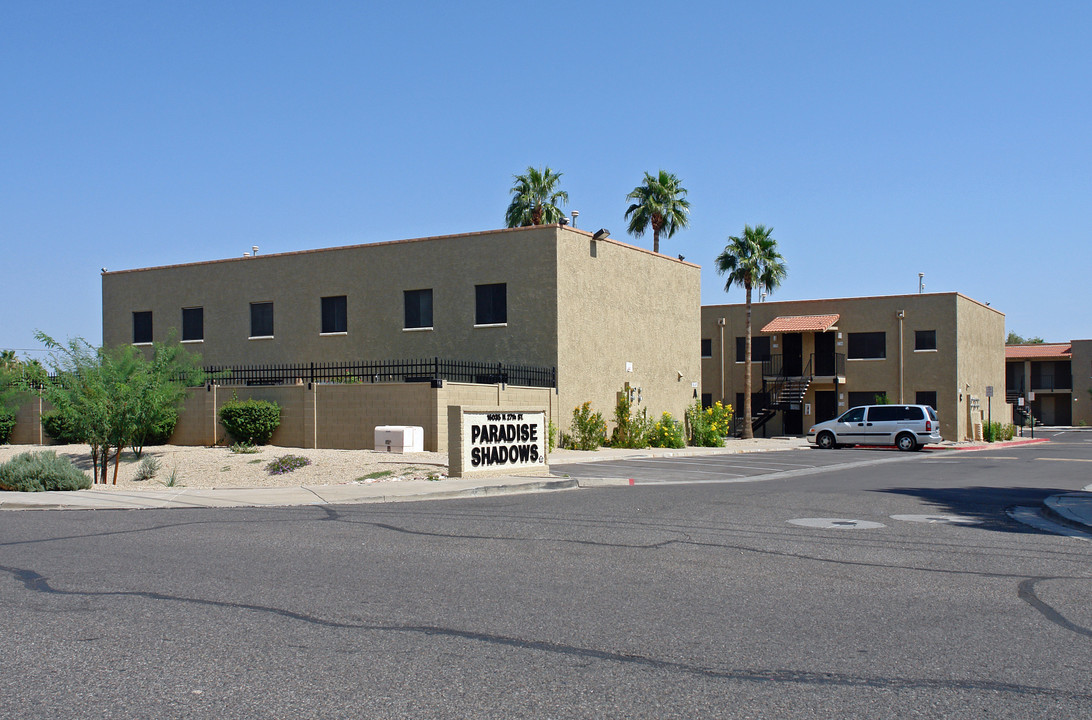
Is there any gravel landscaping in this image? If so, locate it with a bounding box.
[0,443,448,491]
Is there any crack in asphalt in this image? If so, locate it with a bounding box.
[1,563,1088,700]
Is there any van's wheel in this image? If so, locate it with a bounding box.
[896,433,917,452]
[817,431,836,449]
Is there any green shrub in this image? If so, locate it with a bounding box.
[218,397,281,445]
[649,412,685,449]
[230,442,260,454]
[0,408,15,444]
[983,422,1016,442]
[686,400,734,448]
[570,401,607,451]
[140,410,178,447]
[0,451,91,492]
[266,454,311,475]
[135,455,161,481]
[547,422,557,453]
[606,392,655,449]
[41,410,86,444]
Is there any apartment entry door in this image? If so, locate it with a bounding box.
[814,332,836,376]
[814,391,838,423]
[782,333,803,376]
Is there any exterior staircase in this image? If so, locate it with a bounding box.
[733,358,813,437]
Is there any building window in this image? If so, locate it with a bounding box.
[735,336,771,363]
[321,296,347,334]
[475,283,507,325]
[182,307,203,342]
[916,391,937,410]
[701,393,713,409]
[848,390,885,407]
[915,330,937,351]
[404,289,433,329]
[132,311,152,344]
[701,338,712,358]
[250,302,274,338]
[848,332,886,359]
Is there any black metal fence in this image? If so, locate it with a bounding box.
[190,358,557,388]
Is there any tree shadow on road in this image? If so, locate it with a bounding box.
[878,485,1072,534]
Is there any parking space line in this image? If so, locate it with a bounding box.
[556,461,749,478]
[1035,458,1092,463]
[592,456,818,470]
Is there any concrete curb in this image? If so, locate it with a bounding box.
[942,438,1051,451]
[1042,492,1092,533]
[0,477,579,511]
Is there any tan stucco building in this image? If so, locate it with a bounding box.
[701,293,1008,441]
[1005,340,1092,426]
[102,225,701,434]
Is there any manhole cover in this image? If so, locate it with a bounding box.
[787,518,885,530]
[890,514,981,525]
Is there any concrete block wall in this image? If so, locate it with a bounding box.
[9,396,46,445]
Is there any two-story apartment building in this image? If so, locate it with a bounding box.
[701,293,1008,441]
[1005,340,1092,426]
[102,225,701,431]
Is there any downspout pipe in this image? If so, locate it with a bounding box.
[897,310,905,403]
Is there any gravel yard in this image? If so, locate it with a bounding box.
[0,443,448,491]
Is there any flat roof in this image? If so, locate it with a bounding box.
[102,225,700,275]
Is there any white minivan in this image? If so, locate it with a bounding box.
[807,404,941,451]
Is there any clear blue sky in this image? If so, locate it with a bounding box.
[3,1,1089,358]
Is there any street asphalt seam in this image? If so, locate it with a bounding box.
[1017,577,1092,639]
[2,562,1088,699]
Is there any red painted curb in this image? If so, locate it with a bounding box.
[935,438,1051,451]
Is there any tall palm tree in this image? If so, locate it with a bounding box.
[505,166,569,227]
[624,170,691,254]
[715,224,787,439]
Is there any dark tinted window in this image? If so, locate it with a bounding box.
[701,338,712,358]
[915,330,937,351]
[133,311,152,344]
[915,391,937,411]
[475,284,506,325]
[848,332,886,359]
[735,336,771,362]
[897,406,925,421]
[250,302,274,337]
[182,307,203,341]
[867,406,901,422]
[701,393,712,409]
[848,391,884,408]
[321,296,347,334]
[404,289,433,329]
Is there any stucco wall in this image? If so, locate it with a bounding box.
[955,295,1011,437]
[103,227,561,369]
[555,231,701,432]
[1071,340,1092,426]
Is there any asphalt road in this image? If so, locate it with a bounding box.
[2,430,1090,718]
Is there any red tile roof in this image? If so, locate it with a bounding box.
[760,314,840,333]
[1005,343,1072,359]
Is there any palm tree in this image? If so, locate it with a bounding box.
[715,224,787,439]
[505,166,569,227]
[624,170,691,254]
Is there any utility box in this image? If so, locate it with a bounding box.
[374,425,424,453]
